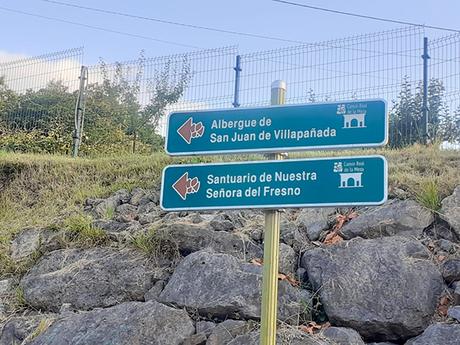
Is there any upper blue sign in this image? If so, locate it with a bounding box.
[165,99,387,156]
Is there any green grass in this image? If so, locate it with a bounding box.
[0,145,458,273]
[416,179,442,212]
[63,214,110,247]
[131,227,180,260]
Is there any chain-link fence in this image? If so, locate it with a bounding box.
[0,27,459,155]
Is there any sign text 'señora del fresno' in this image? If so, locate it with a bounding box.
[160,155,387,211]
[166,99,387,155]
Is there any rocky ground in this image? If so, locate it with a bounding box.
[0,184,459,345]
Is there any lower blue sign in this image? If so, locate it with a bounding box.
[161,156,387,211]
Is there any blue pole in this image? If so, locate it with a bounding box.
[422,37,430,144]
[233,55,241,108]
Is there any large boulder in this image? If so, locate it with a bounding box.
[28,301,194,345]
[404,323,460,345]
[159,250,311,323]
[340,200,434,240]
[21,248,161,311]
[156,222,262,260]
[440,186,460,238]
[301,237,444,342]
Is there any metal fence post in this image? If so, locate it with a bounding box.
[72,66,88,158]
[232,55,242,108]
[260,80,286,345]
[422,37,430,144]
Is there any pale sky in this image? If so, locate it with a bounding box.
[0,0,458,64]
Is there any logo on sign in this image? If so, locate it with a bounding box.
[177,117,205,144]
[334,160,365,188]
[172,172,201,200]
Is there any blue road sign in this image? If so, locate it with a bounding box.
[160,155,387,211]
[165,99,387,156]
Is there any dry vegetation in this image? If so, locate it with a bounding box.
[0,144,458,276]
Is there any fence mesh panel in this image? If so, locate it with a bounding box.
[0,47,83,132]
[1,27,459,154]
[86,46,237,138]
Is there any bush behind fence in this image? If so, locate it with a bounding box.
[0,27,459,155]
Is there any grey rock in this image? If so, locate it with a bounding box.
[157,222,262,260]
[448,305,460,321]
[21,248,158,312]
[340,200,434,240]
[227,329,333,345]
[206,320,252,345]
[322,327,365,345]
[404,323,460,345]
[0,314,56,345]
[296,208,336,241]
[452,281,460,305]
[92,189,130,218]
[29,301,194,345]
[296,267,307,281]
[227,332,259,345]
[440,186,460,238]
[430,221,458,242]
[196,321,216,336]
[137,190,160,206]
[144,280,165,302]
[159,250,311,323]
[442,259,460,283]
[0,279,13,319]
[279,243,297,274]
[92,219,141,236]
[10,228,41,260]
[138,210,162,225]
[0,280,12,295]
[436,239,456,253]
[184,333,207,345]
[301,237,444,342]
[129,187,146,206]
[138,201,158,214]
[209,211,249,232]
[115,203,138,222]
[280,220,309,252]
[210,214,236,231]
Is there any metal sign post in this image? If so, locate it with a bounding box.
[260,80,285,345]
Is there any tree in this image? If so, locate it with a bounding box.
[84,53,190,153]
[389,77,450,147]
[439,106,460,143]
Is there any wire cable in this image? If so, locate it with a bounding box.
[38,0,424,60]
[272,0,460,34]
[40,0,307,45]
[0,6,200,49]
